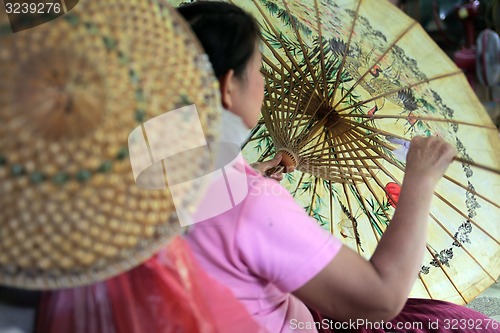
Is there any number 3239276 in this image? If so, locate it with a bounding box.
[443,318,499,330]
[5,2,62,14]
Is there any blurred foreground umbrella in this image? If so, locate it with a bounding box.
[176,0,500,304]
[0,0,221,289]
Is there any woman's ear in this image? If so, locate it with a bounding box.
[219,69,235,109]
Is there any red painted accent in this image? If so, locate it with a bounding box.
[385,182,401,208]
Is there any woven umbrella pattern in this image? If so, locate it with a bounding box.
[0,0,221,289]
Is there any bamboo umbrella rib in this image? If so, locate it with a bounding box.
[328,180,335,234]
[289,92,327,144]
[264,68,291,127]
[262,56,290,88]
[330,0,362,106]
[347,126,404,165]
[303,169,366,183]
[443,175,500,210]
[300,157,377,173]
[429,212,498,283]
[306,155,384,163]
[307,178,319,216]
[287,90,345,149]
[342,131,404,220]
[338,113,497,130]
[265,74,289,141]
[296,117,347,152]
[335,124,397,165]
[281,0,321,89]
[341,135,394,224]
[302,165,363,183]
[334,132,383,243]
[302,143,389,160]
[291,172,307,197]
[312,132,498,302]
[259,143,276,163]
[298,119,390,156]
[302,132,376,157]
[343,130,403,186]
[300,112,389,151]
[321,176,360,184]
[342,118,500,175]
[263,62,320,142]
[343,116,412,141]
[416,272,434,299]
[345,127,500,218]
[263,77,281,138]
[263,84,310,135]
[335,139,364,255]
[336,71,462,113]
[433,192,500,246]
[299,129,388,161]
[425,244,467,303]
[245,0,314,91]
[332,21,418,112]
[303,114,332,141]
[265,77,292,143]
[261,70,319,134]
[272,15,340,146]
[453,157,500,175]
[242,124,267,150]
[302,165,374,178]
[283,63,304,136]
[351,124,498,233]
[262,96,279,142]
[349,121,500,246]
[285,84,327,142]
[337,135,389,240]
[349,122,408,155]
[263,87,309,128]
[300,132,380,176]
[271,76,291,141]
[262,95,300,124]
[245,132,271,144]
[313,0,328,100]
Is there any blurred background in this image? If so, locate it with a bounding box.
[392,0,500,131]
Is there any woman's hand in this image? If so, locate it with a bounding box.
[293,135,458,322]
[250,154,283,181]
[404,135,457,186]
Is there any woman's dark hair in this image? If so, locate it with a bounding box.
[177,1,261,80]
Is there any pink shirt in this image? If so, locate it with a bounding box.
[185,161,342,333]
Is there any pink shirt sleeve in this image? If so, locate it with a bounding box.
[236,178,342,293]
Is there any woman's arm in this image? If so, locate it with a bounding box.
[293,136,456,322]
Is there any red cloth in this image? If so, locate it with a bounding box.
[36,236,267,333]
[311,298,500,333]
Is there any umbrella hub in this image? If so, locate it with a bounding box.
[300,90,340,128]
[315,104,340,128]
[275,147,299,172]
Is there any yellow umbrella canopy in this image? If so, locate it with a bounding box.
[175,0,500,304]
